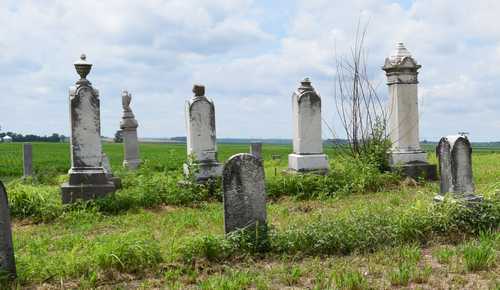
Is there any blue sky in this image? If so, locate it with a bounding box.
[1,0,500,141]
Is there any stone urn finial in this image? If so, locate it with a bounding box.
[193,84,205,97]
[390,42,412,63]
[299,77,314,92]
[74,53,92,81]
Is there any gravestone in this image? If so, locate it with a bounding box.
[60,54,115,204]
[383,43,436,180]
[23,143,32,177]
[250,142,262,160]
[184,84,222,182]
[288,78,329,173]
[102,152,121,189]
[120,90,141,170]
[435,135,482,202]
[223,153,267,234]
[0,181,16,279]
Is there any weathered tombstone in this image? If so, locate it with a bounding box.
[60,54,115,204]
[23,143,32,177]
[250,142,262,160]
[288,78,329,173]
[435,135,482,202]
[223,153,267,234]
[383,43,436,179]
[102,152,121,189]
[184,84,222,182]
[120,90,141,170]
[0,181,16,279]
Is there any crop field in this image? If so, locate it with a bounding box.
[0,142,499,289]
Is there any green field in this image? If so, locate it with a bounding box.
[0,142,499,289]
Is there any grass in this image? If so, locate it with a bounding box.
[0,142,499,288]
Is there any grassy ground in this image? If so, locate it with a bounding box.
[0,143,499,289]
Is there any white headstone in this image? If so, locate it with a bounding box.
[60,54,115,204]
[120,90,141,170]
[184,84,222,182]
[288,78,329,173]
[223,153,267,234]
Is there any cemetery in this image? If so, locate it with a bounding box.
[0,32,499,290]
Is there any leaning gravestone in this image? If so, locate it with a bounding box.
[435,135,482,202]
[223,153,267,234]
[102,152,121,189]
[60,54,115,203]
[0,181,16,279]
[23,143,32,177]
[120,90,141,170]
[184,84,222,182]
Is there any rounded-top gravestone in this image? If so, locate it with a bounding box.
[223,153,267,234]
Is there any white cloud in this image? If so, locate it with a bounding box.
[0,0,499,142]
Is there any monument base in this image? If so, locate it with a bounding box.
[434,193,483,203]
[123,159,141,170]
[390,161,437,180]
[61,167,116,204]
[288,153,329,173]
[183,160,223,183]
[389,150,427,166]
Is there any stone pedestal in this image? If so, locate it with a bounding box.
[120,90,141,170]
[288,78,329,173]
[434,135,482,202]
[60,54,115,204]
[184,84,222,182]
[383,43,436,180]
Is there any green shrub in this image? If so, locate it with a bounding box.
[7,181,62,222]
[94,232,162,273]
[462,232,497,272]
[332,269,368,290]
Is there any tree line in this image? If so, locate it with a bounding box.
[0,132,66,142]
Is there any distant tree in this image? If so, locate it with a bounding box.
[114,130,124,143]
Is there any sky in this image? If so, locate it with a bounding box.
[1,0,500,141]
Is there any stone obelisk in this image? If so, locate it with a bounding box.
[383,43,436,179]
[120,90,141,170]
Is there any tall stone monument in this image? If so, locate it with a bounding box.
[0,181,16,279]
[223,153,267,234]
[60,54,115,204]
[288,78,329,173]
[120,90,141,170]
[435,135,482,202]
[184,84,222,182]
[383,43,436,179]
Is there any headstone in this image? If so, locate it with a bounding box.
[0,181,16,279]
[184,84,222,182]
[102,152,121,189]
[288,78,329,173]
[223,153,267,234]
[435,135,482,202]
[382,42,436,179]
[60,54,115,204]
[23,143,32,177]
[250,142,262,160]
[120,90,141,170]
